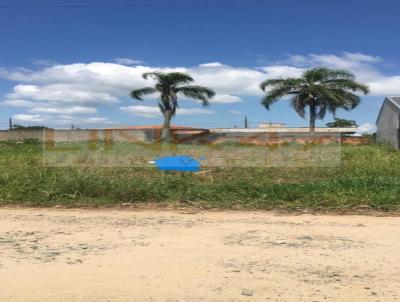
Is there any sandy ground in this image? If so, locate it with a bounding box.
[0,208,399,302]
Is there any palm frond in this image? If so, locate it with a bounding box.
[260,78,304,91]
[325,79,369,94]
[290,92,309,118]
[163,72,194,86]
[177,85,215,105]
[303,68,355,83]
[142,72,163,81]
[261,85,302,109]
[317,102,328,119]
[330,89,362,109]
[129,87,157,100]
[322,68,355,80]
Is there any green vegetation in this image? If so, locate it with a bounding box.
[12,125,51,130]
[260,68,369,132]
[326,118,358,128]
[0,140,399,211]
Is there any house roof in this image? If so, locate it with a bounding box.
[388,96,400,109]
[376,96,400,124]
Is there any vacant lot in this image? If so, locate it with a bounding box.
[0,141,399,211]
[0,208,399,302]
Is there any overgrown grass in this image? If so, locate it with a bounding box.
[0,140,399,211]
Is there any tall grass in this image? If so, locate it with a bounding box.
[0,140,399,211]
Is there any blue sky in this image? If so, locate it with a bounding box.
[1,0,400,131]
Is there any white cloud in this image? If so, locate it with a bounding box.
[0,62,265,97]
[0,61,280,106]
[211,94,242,103]
[13,84,39,95]
[365,76,400,95]
[113,58,143,65]
[85,117,111,123]
[355,123,376,136]
[309,53,380,70]
[177,108,214,115]
[120,105,161,118]
[287,52,381,70]
[8,84,118,105]
[29,106,97,114]
[282,52,400,95]
[2,52,400,126]
[192,66,265,95]
[120,105,214,118]
[13,113,112,126]
[2,99,34,107]
[52,114,111,124]
[229,110,242,115]
[261,66,305,78]
[13,114,46,123]
[199,62,225,68]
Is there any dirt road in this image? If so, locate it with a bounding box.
[0,208,399,302]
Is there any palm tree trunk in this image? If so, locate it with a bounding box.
[161,110,172,143]
[309,104,316,133]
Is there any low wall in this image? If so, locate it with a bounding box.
[0,129,151,143]
[0,129,44,141]
[341,136,370,145]
[0,128,345,145]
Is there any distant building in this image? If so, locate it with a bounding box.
[376,96,400,149]
[211,126,356,134]
[258,123,286,128]
[108,124,208,135]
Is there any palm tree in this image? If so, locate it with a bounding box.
[260,68,369,132]
[130,72,215,142]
